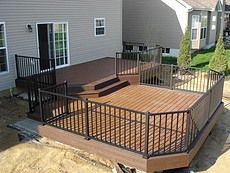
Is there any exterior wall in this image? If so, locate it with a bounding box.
[208,11,218,45]
[0,0,122,91]
[188,10,218,50]
[123,0,188,50]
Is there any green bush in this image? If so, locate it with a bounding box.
[209,35,228,72]
[177,28,191,68]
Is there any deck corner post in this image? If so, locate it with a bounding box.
[185,109,192,152]
[84,98,90,140]
[143,112,150,159]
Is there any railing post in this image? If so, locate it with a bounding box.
[170,64,174,89]
[206,69,211,92]
[159,46,162,64]
[15,54,20,79]
[115,53,118,76]
[143,112,150,159]
[84,98,90,140]
[185,110,191,151]
[64,80,69,114]
[137,53,140,74]
[38,88,45,123]
[208,89,213,119]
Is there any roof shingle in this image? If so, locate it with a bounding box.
[182,0,219,9]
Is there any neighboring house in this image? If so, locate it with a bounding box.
[0,0,122,91]
[224,0,230,30]
[123,0,225,56]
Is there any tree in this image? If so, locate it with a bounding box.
[177,28,191,68]
[209,35,228,73]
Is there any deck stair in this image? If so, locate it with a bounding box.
[71,75,129,98]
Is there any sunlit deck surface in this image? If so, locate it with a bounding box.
[91,85,201,113]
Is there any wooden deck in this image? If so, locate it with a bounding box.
[38,103,224,172]
[40,85,201,158]
[91,85,201,112]
[56,57,115,86]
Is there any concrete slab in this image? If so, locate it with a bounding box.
[8,118,42,138]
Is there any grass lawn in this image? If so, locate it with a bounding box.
[162,47,230,77]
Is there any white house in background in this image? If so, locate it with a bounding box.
[123,0,225,56]
[0,0,122,91]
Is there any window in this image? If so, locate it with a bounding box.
[0,23,8,73]
[125,45,133,52]
[94,18,105,36]
[139,46,147,51]
[162,48,170,54]
[200,16,207,39]
[191,15,199,40]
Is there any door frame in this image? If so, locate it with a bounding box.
[36,22,70,69]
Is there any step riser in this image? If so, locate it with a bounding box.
[84,77,119,90]
[98,81,129,97]
[78,81,129,98]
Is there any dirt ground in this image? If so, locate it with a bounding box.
[0,82,230,173]
[0,97,116,173]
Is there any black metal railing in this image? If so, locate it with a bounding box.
[139,63,222,93]
[38,71,224,158]
[15,54,56,112]
[115,47,162,75]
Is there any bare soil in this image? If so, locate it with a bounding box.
[0,97,116,173]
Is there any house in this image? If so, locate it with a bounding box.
[122,0,225,56]
[0,0,122,91]
[224,0,230,30]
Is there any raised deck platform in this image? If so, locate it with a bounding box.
[38,102,224,172]
[14,55,225,172]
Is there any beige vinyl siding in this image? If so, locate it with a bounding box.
[123,0,188,49]
[0,0,122,91]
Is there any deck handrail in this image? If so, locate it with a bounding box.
[115,47,162,76]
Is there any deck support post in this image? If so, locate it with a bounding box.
[38,88,45,123]
[84,98,90,140]
[143,112,150,159]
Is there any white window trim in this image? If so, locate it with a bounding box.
[94,18,106,37]
[200,15,207,40]
[191,15,200,41]
[35,21,70,70]
[0,22,9,75]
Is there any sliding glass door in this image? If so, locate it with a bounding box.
[53,23,68,67]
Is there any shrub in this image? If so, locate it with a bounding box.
[209,35,228,73]
[177,28,191,68]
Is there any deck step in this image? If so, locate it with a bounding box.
[83,75,119,90]
[78,80,129,98]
